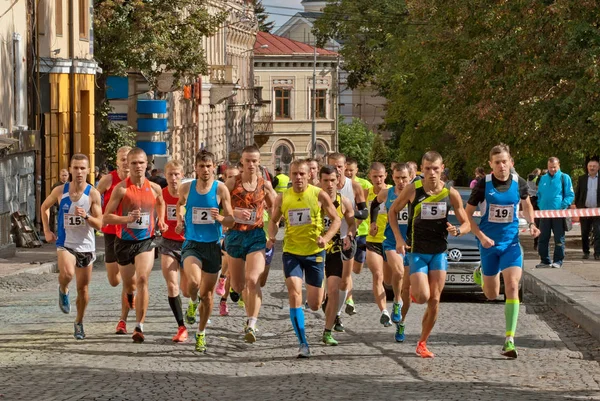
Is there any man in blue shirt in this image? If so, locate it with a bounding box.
[536,157,575,268]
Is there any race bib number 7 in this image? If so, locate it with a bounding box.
[421,202,447,220]
[288,208,311,226]
[488,204,514,223]
[127,212,150,229]
[64,214,85,228]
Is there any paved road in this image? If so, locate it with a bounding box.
[1,253,600,401]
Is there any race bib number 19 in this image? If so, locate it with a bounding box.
[488,204,514,223]
[192,208,215,225]
[421,202,447,220]
[127,212,150,229]
[288,208,311,226]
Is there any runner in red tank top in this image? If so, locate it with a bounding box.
[96,146,134,334]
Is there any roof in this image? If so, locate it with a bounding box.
[254,31,338,57]
[298,11,322,21]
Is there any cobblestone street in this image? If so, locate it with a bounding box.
[1,252,600,401]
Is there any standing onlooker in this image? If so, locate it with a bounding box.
[470,167,485,189]
[575,158,600,259]
[528,168,542,250]
[536,157,575,268]
[149,168,168,188]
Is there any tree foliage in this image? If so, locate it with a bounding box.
[338,118,375,173]
[253,0,274,33]
[315,0,600,179]
[95,101,137,169]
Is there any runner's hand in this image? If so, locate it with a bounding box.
[446,222,458,236]
[530,225,540,238]
[44,229,57,243]
[128,209,141,223]
[175,222,184,235]
[266,237,275,249]
[396,238,410,256]
[317,236,327,248]
[343,236,352,251]
[234,209,252,220]
[369,222,378,237]
[480,235,495,248]
[210,208,223,222]
[74,206,86,217]
[158,220,168,233]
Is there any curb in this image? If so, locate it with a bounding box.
[18,252,106,276]
[523,269,600,343]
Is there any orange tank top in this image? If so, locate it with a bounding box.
[230,175,266,231]
[117,178,156,241]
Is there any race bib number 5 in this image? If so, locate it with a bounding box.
[397,207,409,225]
[127,212,150,229]
[64,214,85,228]
[192,208,215,225]
[421,202,447,220]
[167,205,177,221]
[288,208,311,226]
[488,204,514,223]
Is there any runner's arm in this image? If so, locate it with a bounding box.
[264,181,277,211]
[267,194,284,247]
[387,184,415,250]
[216,182,235,228]
[465,204,485,240]
[152,182,168,232]
[448,188,471,236]
[40,186,62,237]
[520,196,540,237]
[175,182,191,234]
[342,196,356,238]
[95,173,113,195]
[86,188,103,231]
[102,184,132,226]
[352,180,368,220]
[370,187,389,221]
[319,190,341,244]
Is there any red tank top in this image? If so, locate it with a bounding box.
[162,186,184,242]
[117,178,156,241]
[230,175,266,231]
[102,170,123,235]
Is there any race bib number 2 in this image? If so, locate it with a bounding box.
[167,205,177,221]
[192,208,215,225]
[64,214,84,228]
[127,212,150,229]
[288,208,311,226]
[421,202,447,220]
[488,204,514,223]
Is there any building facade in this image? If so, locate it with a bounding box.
[253,32,338,173]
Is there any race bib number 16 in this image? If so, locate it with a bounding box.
[397,207,409,225]
[288,208,311,226]
[421,202,447,220]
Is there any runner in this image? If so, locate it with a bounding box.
[372,163,412,341]
[318,165,356,346]
[467,144,540,358]
[41,154,102,339]
[176,150,234,353]
[225,145,275,343]
[268,159,341,358]
[306,157,320,186]
[388,151,470,358]
[343,156,372,315]
[103,148,168,343]
[96,146,134,334]
[258,166,278,288]
[156,160,189,342]
[365,162,394,326]
[327,153,368,326]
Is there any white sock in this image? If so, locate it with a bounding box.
[337,290,348,314]
[248,317,258,329]
[506,335,514,343]
[198,329,205,335]
[382,309,389,316]
[136,322,143,331]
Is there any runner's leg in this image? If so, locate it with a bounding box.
[244,250,266,330]
[57,250,76,295]
[74,264,93,324]
[419,270,446,343]
[133,250,155,325]
[366,250,387,312]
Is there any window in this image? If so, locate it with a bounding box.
[274,143,293,174]
[316,141,327,161]
[56,0,63,36]
[311,89,326,119]
[275,88,291,119]
[79,0,88,39]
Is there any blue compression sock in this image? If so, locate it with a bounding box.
[289,307,307,345]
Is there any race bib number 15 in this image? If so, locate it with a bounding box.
[64,214,84,228]
[421,202,447,220]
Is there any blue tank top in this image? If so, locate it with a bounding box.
[479,174,520,248]
[384,186,408,241]
[57,183,95,252]
[184,180,222,243]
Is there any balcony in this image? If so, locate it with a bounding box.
[254,113,274,134]
[209,65,238,85]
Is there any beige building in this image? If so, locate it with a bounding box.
[253,32,339,173]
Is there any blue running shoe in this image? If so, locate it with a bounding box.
[74,322,85,340]
[395,322,405,342]
[391,302,402,324]
[59,287,71,314]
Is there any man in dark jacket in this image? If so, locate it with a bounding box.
[575,158,600,259]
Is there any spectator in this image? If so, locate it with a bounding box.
[528,168,542,250]
[536,157,575,268]
[442,168,454,188]
[470,167,486,189]
[149,168,168,188]
[575,158,600,260]
[273,166,290,193]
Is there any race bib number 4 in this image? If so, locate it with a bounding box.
[167,205,177,221]
[288,208,311,227]
[192,208,215,225]
[397,207,409,225]
[127,212,150,229]
[488,204,514,223]
[64,214,85,228]
[421,202,447,220]
[234,208,257,225]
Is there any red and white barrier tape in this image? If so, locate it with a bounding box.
[449,207,599,218]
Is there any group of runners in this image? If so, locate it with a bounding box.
[41,142,539,359]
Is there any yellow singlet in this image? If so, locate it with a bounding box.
[366,185,391,243]
[282,184,323,256]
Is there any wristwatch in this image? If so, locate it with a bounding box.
[528,222,536,229]
[455,227,461,237]
[83,213,89,220]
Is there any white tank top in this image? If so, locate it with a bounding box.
[56,183,95,252]
[339,177,355,209]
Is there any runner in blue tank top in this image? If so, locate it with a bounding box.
[370,163,412,342]
[176,150,234,353]
[41,154,103,340]
[466,144,540,359]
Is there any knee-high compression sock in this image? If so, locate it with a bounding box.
[289,307,307,345]
[168,295,185,327]
[336,290,348,315]
[505,299,520,342]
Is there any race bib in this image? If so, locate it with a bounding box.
[64,213,85,228]
[397,207,409,225]
[288,208,311,227]
[488,204,514,223]
[234,208,257,225]
[192,207,215,225]
[323,216,333,231]
[127,212,150,229]
[421,202,447,220]
[167,205,177,221]
[378,203,386,214]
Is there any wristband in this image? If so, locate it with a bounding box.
[83,214,89,220]
[528,222,535,229]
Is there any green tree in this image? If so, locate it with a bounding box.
[338,118,375,173]
[370,134,388,166]
[253,0,275,33]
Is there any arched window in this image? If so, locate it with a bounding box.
[316,141,328,162]
[274,142,293,174]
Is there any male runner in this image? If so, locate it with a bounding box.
[327,153,368,325]
[371,163,412,342]
[306,157,320,185]
[156,160,189,342]
[319,165,356,346]
[407,161,420,182]
[268,159,341,358]
[467,144,540,358]
[41,154,103,339]
[104,148,168,343]
[176,150,234,353]
[96,146,133,334]
[388,151,470,358]
[225,145,275,343]
[343,156,372,315]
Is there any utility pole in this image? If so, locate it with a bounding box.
[311,43,317,159]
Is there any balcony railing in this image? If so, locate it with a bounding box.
[209,65,238,84]
[254,112,274,134]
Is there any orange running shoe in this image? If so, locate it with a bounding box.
[172,326,188,342]
[416,341,435,358]
[115,320,127,334]
[132,327,145,343]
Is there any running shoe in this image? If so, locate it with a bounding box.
[395,323,405,343]
[322,331,338,346]
[74,322,85,340]
[115,320,127,335]
[380,310,392,327]
[473,266,483,287]
[297,343,311,358]
[172,326,188,343]
[229,288,240,303]
[219,300,229,316]
[185,300,199,325]
[132,327,145,343]
[195,332,207,353]
[238,299,245,308]
[334,315,345,332]
[58,287,70,314]
[502,340,518,358]
[345,298,356,315]
[244,327,257,343]
[416,341,434,358]
[215,277,226,297]
[391,302,402,323]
